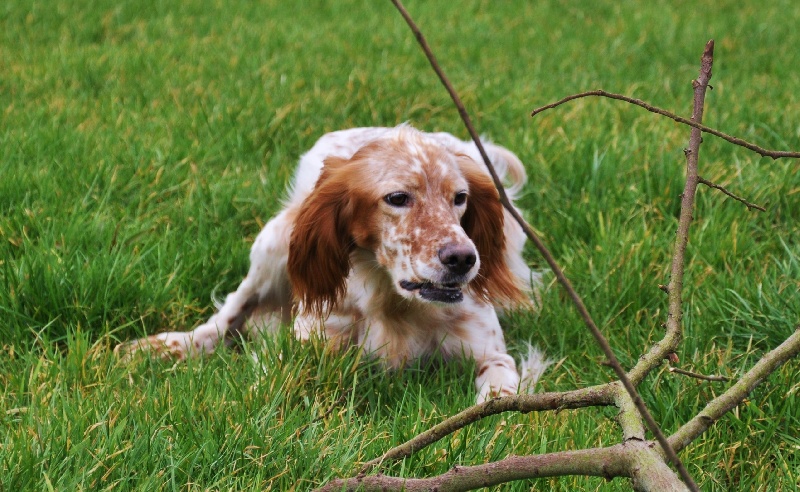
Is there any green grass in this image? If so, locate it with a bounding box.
[2,0,800,490]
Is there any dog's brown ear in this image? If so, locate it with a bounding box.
[460,162,527,307]
[288,157,354,316]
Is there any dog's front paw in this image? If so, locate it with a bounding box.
[476,386,517,405]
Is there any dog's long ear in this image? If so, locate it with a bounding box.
[288,157,354,316]
[460,161,527,307]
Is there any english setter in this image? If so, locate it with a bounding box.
[116,125,549,403]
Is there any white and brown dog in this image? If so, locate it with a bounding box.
[116,125,549,403]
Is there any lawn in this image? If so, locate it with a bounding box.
[2,0,799,490]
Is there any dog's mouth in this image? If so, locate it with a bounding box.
[399,280,464,303]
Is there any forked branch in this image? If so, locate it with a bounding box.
[387,0,695,487]
[358,383,616,474]
[314,3,800,491]
[318,329,800,492]
[322,442,682,492]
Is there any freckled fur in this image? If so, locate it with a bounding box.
[115,125,549,403]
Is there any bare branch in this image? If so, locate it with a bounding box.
[614,388,647,442]
[632,40,718,492]
[315,329,800,491]
[668,366,731,382]
[388,0,692,485]
[698,176,767,212]
[359,383,616,474]
[317,5,800,492]
[531,90,800,160]
[322,442,688,492]
[626,41,714,391]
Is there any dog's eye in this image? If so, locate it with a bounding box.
[384,192,410,207]
[454,191,468,206]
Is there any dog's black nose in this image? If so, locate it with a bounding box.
[438,243,477,276]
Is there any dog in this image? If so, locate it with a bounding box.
[116,125,549,403]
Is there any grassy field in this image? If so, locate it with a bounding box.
[2,0,800,490]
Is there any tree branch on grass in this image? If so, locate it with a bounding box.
[321,442,683,492]
[318,329,800,492]
[387,1,697,488]
[314,3,800,491]
[358,383,617,475]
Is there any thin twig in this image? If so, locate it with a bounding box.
[668,366,731,382]
[698,176,767,212]
[531,90,800,160]
[388,0,507,197]
[389,1,695,489]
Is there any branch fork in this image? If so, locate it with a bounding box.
[315,3,800,491]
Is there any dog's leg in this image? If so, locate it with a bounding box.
[470,332,550,403]
[440,303,522,404]
[115,210,294,361]
[473,352,520,403]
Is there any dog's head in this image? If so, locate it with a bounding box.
[288,128,525,315]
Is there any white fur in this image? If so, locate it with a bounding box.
[116,126,548,404]
[518,343,554,394]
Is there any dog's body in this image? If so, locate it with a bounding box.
[117,126,547,403]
